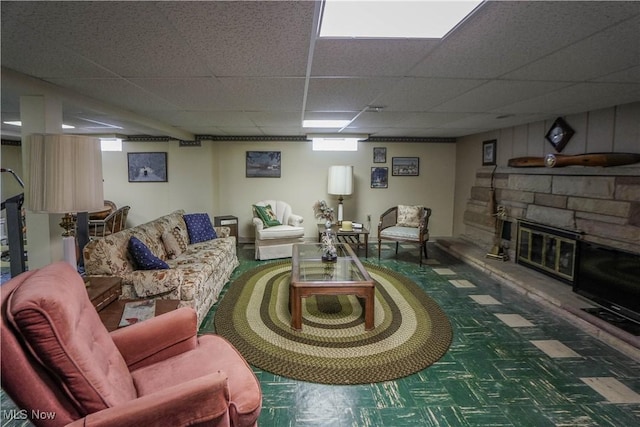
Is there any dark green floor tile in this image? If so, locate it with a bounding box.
[491,359,539,379]
[475,379,534,405]
[582,403,640,426]
[459,354,508,380]
[441,379,488,407]
[406,378,455,406]
[460,405,514,426]
[336,407,383,427]
[258,407,296,427]
[537,405,599,426]
[501,405,556,427]
[422,406,470,427]
[377,407,427,426]
[370,381,415,408]
[521,378,575,406]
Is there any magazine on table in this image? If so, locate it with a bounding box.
[119,299,156,327]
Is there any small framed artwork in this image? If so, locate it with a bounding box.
[128,152,168,182]
[373,147,386,163]
[392,157,419,176]
[371,167,388,188]
[482,140,497,166]
[246,151,281,178]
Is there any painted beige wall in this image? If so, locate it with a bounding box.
[452,102,640,237]
[103,140,457,241]
[212,141,456,242]
[101,140,217,226]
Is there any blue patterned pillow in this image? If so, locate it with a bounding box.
[183,213,217,244]
[128,236,169,270]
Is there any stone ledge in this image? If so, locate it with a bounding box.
[435,237,640,362]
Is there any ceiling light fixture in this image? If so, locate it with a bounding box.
[320,0,483,38]
[308,134,368,151]
[303,119,351,128]
[3,120,75,129]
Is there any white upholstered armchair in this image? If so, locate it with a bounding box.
[252,200,304,260]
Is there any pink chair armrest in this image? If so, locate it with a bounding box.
[111,307,198,370]
[68,372,230,427]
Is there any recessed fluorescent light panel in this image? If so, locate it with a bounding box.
[3,120,75,129]
[303,119,351,128]
[320,0,483,38]
[312,137,359,151]
[100,138,123,152]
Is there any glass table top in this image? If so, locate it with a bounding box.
[292,243,370,283]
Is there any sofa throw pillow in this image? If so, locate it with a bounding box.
[161,227,187,259]
[253,204,281,227]
[397,205,423,228]
[183,213,217,244]
[128,236,169,270]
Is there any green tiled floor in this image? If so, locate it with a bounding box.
[3,243,640,426]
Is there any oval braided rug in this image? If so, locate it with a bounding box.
[214,261,452,384]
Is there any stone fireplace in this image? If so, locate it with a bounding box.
[462,165,640,264]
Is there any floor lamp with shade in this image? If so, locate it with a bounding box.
[327,165,353,224]
[28,134,104,270]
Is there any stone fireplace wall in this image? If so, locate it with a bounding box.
[462,166,640,257]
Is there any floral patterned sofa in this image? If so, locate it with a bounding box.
[83,210,239,327]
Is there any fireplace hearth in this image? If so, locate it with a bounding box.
[516,220,582,284]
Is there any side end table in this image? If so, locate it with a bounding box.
[214,215,239,244]
[85,276,122,312]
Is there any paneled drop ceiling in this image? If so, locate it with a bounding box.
[1,1,639,141]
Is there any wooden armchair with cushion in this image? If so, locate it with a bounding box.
[378,205,432,266]
[88,205,130,238]
[1,262,262,427]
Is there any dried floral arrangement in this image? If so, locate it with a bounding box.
[313,200,335,222]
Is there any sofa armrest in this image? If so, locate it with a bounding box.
[111,307,198,370]
[252,217,264,231]
[288,214,303,227]
[214,226,231,238]
[68,372,230,427]
[122,269,183,298]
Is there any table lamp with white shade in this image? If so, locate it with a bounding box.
[28,134,104,270]
[327,165,353,224]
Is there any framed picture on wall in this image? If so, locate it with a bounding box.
[127,152,168,182]
[482,140,497,166]
[246,151,281,178]
[371,167,388,188]
[373,147,386,163]
[392,157,419,176]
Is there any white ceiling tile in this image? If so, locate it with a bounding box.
[432,80,571,113]
[374,78,487,111]
[311,39,437,76]
[129,78,240,110]
[218,77,306,111]
[1,1,639,139]
[156,1,314,77]
[47,78,177,111]
[503,16,640,82]
[306,77,400,111]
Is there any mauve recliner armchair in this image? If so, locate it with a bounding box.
[1,262,261,427]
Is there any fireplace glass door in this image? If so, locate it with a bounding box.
[517,221,579,284]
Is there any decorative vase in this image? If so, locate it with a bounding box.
[325,219,332,229]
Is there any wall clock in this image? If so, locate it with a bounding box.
[545,117,574,153]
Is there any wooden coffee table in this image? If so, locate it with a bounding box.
[317,224,370,257]
[290,243,375,331]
